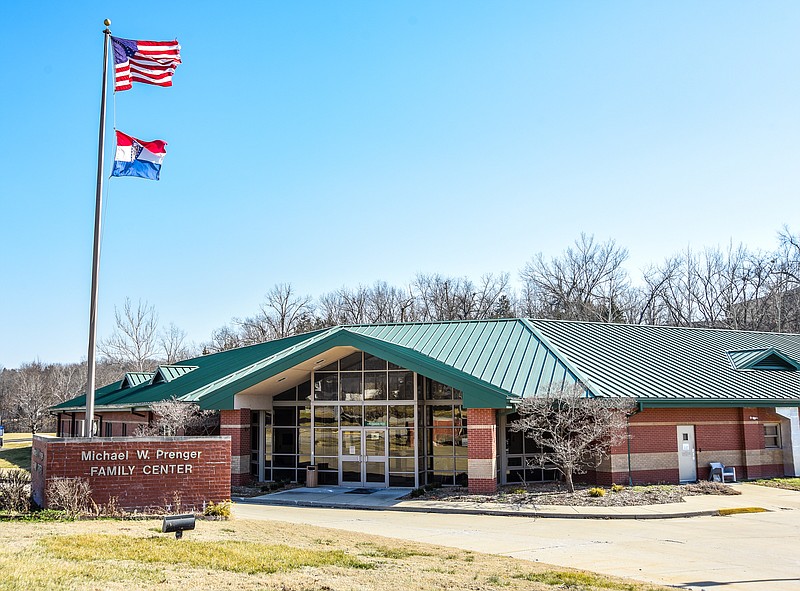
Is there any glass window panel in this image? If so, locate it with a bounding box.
[364,372,388,400]
[315,456,338,470]
[453,428,468,448]
[365,430,386,456]
[429,380,452,400]
[389,371,414,400]
[389,428,415,456]
[507,456,524,467]
[340,405,363,427]
[318,360,338,371]
[299,428,312,455]
[314,374,338,401]
[273,428,297,454]
[273,455,296,468]
[272,468,295,482]
[429,406,454,428]
[314,406,337,426]
[340,372,363,401]
[364,406,388,427]
[298,407,312,426]
[340,352,363,371]
[341,461,360,482]
[264,411,272,426]
[389,474,415,487]
[388,404,414,427]
[365,461,386,483]
[364,353,387,370]
[455,456,468,472]
[388,361,404,370]
[318,471,338,485]
[273,407,296,427]
[273,386,297,401]
[428,472,455,485]
[433,457,454,472]
[298,455,311,468]
[430,428,455,452]
[341,430,362,455]
[297,380,311,401]
[389,457,416,472]
[264,427,272,456]
[452,388,463,400]
[314,428,338,456]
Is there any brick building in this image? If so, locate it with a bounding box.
[54,319,800,492]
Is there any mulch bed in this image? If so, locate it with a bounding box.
[411,481,741,507]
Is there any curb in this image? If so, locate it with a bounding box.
[232,496,723,520]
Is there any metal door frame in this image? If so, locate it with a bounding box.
[677,425,697,482]
[338,427,388,487]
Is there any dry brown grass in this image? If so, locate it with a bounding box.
[0,516,674,591]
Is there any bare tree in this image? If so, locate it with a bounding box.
[413,272,510,321]
[99,298,159,371]
[236,283,315,343]
[136,397,218,436]
[160,323,193,364]
[509,383,635,492]
[520,234,631,322]
[11,361,54,434]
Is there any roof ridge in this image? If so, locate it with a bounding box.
[527,318,800,338]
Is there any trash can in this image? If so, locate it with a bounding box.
[306,465,318,488]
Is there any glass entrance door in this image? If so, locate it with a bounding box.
[340,428,388,487]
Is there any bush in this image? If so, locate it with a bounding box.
[46,477,92,518]
[0,470,31,513]
[587,487,606,497]
[204,500,232,519]
[611,483,624,493]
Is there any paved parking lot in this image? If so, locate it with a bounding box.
[235,487,800,591]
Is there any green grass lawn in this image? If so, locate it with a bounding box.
[0,518,674,591]
[0,433,37,471]
[752,477,800,491]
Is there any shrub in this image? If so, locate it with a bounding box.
[587,487,606,497]
[204,500,232,519]
[46,477,92,518]
[611,483,624,493]
[0,469,31,513]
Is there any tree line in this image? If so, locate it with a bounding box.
[2,228,799,432]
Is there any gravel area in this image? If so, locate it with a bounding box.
[411,481,741,507]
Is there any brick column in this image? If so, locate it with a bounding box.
[220,409,252,486]
[467,408,497,494]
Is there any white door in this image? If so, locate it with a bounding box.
[677,425,697,482]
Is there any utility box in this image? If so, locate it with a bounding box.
[306,465,318,488]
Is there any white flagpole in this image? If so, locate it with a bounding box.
[85,19,112,438]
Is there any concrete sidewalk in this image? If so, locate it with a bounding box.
[233,482,800,519]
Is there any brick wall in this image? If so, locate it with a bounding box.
[220,409,252,486]
[31,435,231,511]
[467,408,497,493]
[596,407,787,485]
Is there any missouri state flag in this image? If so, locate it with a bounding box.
[112,130,167,181]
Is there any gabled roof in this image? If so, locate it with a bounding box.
[54,320,579,411]
[527,320,800,407]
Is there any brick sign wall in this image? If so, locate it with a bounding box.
[31,435,231,511]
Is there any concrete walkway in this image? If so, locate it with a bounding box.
[235,482,800,519]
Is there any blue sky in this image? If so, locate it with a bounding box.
[1,2,799,367]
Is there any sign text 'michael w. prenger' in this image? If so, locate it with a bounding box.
[80,448,203,477]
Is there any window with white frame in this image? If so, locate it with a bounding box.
[764,423,781,448]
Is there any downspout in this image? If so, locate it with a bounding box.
[626,402,643,486]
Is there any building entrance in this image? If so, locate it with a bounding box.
[339,428,388,487]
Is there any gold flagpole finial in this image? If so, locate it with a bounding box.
[104,18,111,26]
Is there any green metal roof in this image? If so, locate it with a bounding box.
[727,348,800,371]
[53,319,800,414]
[54,320,577,411]
[527,319,800,407]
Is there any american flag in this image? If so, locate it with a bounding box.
[111,37,181,91]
